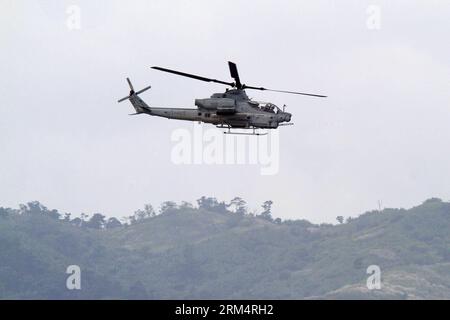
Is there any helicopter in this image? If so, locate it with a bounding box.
[117,62,326,135]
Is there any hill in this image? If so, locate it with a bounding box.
[0,198,449,299]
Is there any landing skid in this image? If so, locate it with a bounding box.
[224,130,268,136]
[216,125,268,136]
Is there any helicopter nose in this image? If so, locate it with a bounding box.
[284,113,292,122]
[278,112,291,123]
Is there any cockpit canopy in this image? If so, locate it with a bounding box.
[249,101,279,113]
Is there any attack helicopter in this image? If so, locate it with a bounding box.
[118,62,326,135]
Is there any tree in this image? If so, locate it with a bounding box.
[336,216,344,224]
[214,202,229,214]
[47,209,61,220]
[133,209,145,221]
[227,197,247,215]
[346,217,354,224]
[259,200,273,221]
[160,201,177,214]
[105,217,122,229]
[197,196,228,214]
[86,213,106,229]
[144,204,156,217]
[63,213,71,222]
[134,204,155,221]
[197,197,218,210]
[70,217,83,227]
[20,201,48,215]
[120,216,130,226]
[261,200,273,213]
[80,213,89,224]
[180,201,194,210]
[128,215,137,225]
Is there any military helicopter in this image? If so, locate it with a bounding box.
[118,62,326,135]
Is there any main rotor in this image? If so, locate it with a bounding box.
[151,61,327,98]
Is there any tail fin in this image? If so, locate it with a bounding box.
[117,78,152,114]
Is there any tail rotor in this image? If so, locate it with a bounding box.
[118,78,151,103]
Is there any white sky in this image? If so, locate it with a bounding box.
[1,0,449,223]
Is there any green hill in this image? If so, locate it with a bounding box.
[0,198,449,299]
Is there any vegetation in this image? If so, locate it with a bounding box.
[0,197,449,299]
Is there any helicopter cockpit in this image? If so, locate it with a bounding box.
[249,101,279,114]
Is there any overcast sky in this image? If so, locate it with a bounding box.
[1,0,449,223]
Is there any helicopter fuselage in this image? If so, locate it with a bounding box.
[133,89,292,129]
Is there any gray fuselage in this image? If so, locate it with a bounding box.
[129,89,292,129]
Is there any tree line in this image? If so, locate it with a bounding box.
[0,197,278,230]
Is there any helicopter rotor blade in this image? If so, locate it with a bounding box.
[151,63,327,97]
[126,78,134,92]
[151,66,234,87]
[117,96,130,103]
[135,85,152,95]
[243,85,327,98]
[228,61,242,89]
